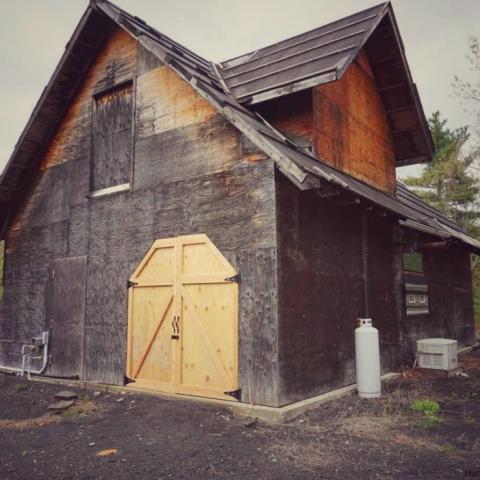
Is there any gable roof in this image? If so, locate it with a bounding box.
[219,2,433,167]
[219,3,387,102]
[1,0,478,253]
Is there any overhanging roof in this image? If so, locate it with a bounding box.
[1,0,477,253]
[219,3,387,103]
[218,2,433,167]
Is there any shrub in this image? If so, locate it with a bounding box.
[411,399,440,415]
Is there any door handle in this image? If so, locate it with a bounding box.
[171,315,180,339]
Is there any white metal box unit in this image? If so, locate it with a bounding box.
[416,338,458,371]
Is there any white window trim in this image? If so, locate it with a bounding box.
[89,183,130,199]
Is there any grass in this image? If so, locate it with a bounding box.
[411,399,440,428]
[411,399,440,415]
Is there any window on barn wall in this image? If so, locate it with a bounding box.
[90,83,133,197]
[403,252,429,316]
[403,252,423,274]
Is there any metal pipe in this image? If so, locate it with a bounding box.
[0,332,49,377]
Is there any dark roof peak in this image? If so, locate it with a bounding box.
[220,2,390,71]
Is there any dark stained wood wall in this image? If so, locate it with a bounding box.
[1,26,279,405]
[402,245,476,357]
[276,173,366,404]
[275,173,475,405]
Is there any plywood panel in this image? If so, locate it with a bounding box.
[83,256,130,384]
[135,65,217,140]
[40,27,137,171]
[8,27,136,243]
[234,247,279,406]
[49,256,87,377]
[92,83,133,190]
[255,90,313,146]
[134,116,239,191]
[313,50,396,193]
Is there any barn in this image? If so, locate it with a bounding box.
[0,0,478,408]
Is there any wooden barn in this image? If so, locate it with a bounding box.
[0,0,478,407]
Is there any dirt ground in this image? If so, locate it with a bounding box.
[1,349,479,480]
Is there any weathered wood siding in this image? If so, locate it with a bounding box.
[49,256,87,378]
[276,174,364,404]
[256,50,396,194]
[276,172,475,404]
[313,50,396,193]
[1,26,137,373]
[1,27,279,405]
[402,245,476,356]
[133,62,279,406]
[255,90,313,147]
[92,84,133,190]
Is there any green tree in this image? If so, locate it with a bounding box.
[404,112,480,329]
[404,111,480,236]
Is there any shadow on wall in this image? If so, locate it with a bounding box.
[0,240,4,301]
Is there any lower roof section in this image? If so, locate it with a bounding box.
[266,134,480,253]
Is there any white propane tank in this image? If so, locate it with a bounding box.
[355,318,381,398]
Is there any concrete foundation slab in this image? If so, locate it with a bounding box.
[3,371,400,424]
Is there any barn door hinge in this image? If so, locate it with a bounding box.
[224,388,241,401]
[127,280,138,289]
[225,273,240,283]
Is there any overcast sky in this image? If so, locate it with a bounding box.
[0,0,478,178]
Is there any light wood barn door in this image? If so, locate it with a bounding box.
[127,239,176,392]
[127,234,239,401]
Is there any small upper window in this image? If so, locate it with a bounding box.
[403,252,428,316]
[91,83,133,195]
[403,252,423,274]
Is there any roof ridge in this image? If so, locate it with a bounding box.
[219,2,389,69]
[97,0,212,68]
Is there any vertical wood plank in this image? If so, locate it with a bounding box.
[49,256,87,377]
